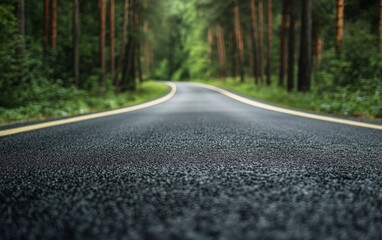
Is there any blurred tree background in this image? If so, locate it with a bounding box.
[0,0,381,121]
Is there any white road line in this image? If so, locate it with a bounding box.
[191,82,382,131]
[0,82,177,137]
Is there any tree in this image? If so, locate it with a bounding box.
[298,0,312,91]
[258,0,265,83]
[336,0,344,55]
[233,0,245,83]
[216,23,227,79]
[99,0,106,88]
[43,0,50,51]
[278,0,288,87]
[266,0,272,86]
[250,0,259,84]
[229,31,237,79]
[116,0,129,85]
[73,0,80,86]
[246,35,254,78]
[207,28,213,65]
[380,0,382,47]
[51,0,57,50]
[287,0,296,92]
[110,0,115,79]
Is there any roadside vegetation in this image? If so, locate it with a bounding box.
[0,81,169,124]
[0,0,169,124]
[196,77,382,120]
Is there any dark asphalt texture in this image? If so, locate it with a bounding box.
[1,83,382,240]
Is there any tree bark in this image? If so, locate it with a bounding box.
[233,0,245,83]
[247,35,254,78]
[43,0,50,51]
[110,0,115,79]
[51,0,57,50]
[229,31,237,79]
[216,23,227,79]
[99,0,106,88]
[258,0,265,83]
[115,0,129,85]
[298,0,312,92]
[315,33,323,66]
[134,3,143,83]
[266,0,272,86]
[278,0,288,87]
[73,0,80,87]
[143,20,150,76]
[380,0,382,48]
[336,0,344,55]
[287,0,296,92]
[250,0,259,84]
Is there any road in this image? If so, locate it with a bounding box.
[1,82,382,239]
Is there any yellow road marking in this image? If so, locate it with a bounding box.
[192,82,382,131]
[0,82,177,137]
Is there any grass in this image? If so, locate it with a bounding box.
[193,78,382,120]
[0,81,169,124]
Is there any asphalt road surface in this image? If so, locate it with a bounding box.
[1,82,382,240]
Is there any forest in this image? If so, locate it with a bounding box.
[0,0,382,122]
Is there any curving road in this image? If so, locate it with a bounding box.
[1,82,382,239]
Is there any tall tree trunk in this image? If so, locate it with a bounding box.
[287,0,296,92]
[336,0,344,55]
[122,36,135,91]
[380,0,382,48]
[136,42,143,83]
[298,0,312,92]
[110,0,115,79]
[43,0,50,51]
[73,0,80,87]
[115,0,129,85]
[207,28,213,65]
[17,0,25,56]
[233,0,245,83]
[143,0,149,77]
[134,3,143,83]
[266,0,272,86]
[247,35,254,78]
[51,0,57,50]
[258,0,265,83]
[315,33,323,66]
[313,21,323,67]
[122,0,136,91]
[229,31,237,79]
[99,0,106,88]
[278,0,288,87]
[250,0,259,84]
[216,23,227,79]
[143,20,150,76]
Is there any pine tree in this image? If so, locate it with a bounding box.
[99,0,106,88]
[287,0,296,92]
[73,0,80,86]
[298,0,312,91]
[266,0,272,86]
[336,0,344,55]
[278,0,288,87]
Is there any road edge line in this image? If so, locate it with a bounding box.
[191,82,382,131]
[0,82,177,137]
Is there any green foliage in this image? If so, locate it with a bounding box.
[0,81,169,123]
[197,78,382,119]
